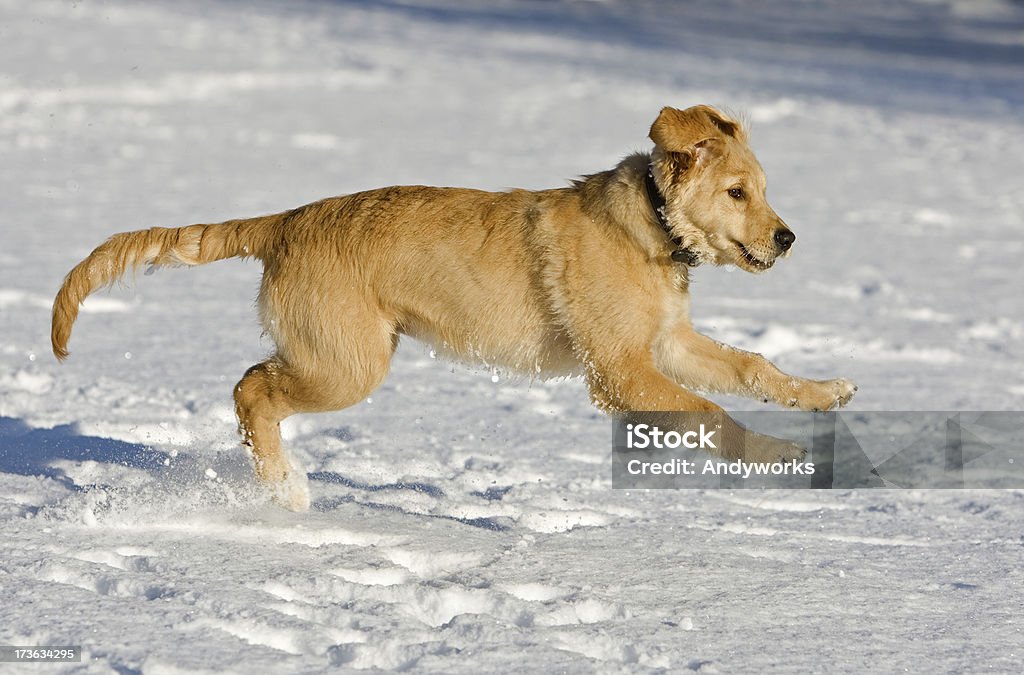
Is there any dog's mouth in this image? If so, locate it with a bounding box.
[734,242,775,272]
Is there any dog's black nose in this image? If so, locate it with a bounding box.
[774,229,795,251]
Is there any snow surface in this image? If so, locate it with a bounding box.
[1,0,1023,671]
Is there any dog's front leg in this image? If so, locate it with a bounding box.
[583,348,805,463]
[654,327,856,412]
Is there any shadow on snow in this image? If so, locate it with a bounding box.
[0,416,171,492]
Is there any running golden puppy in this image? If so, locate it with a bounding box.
[52,104,856,509]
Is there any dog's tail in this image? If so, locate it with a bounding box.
[51,210,290,361]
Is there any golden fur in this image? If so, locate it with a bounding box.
[52,104,855,509]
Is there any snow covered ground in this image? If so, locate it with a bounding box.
[2,0,1023,671]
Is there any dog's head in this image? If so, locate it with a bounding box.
[649,105,794,273]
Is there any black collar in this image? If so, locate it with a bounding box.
[645,164,700,266]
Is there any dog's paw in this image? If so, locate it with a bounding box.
[786,378,857,412]
[270,472,311,512]
[828,378,858,409]
[741,432,806,464]
[777,440,807,463]
[814,377,857,411]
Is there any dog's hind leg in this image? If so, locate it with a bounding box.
[234,294,398,511]
[234,358,310,509]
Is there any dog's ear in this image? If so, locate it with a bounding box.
[662,138,720,175]
[696,105,746,142]
[649,105,746,168]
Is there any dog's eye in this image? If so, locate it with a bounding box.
[727,187,745,200]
